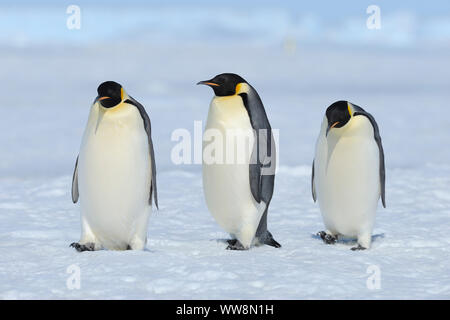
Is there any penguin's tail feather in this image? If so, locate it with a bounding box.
[259,230,281,248]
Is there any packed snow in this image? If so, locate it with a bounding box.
[0,1,449,299]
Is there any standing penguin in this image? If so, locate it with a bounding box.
[198,73,280,250]
[70,81,158,251]
[312,100,385,250]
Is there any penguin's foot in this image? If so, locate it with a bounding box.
[70,242,95,252]
[226,239,246,250]
[351,244,367,251]
[317,231,337,244]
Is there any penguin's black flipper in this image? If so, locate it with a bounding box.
[352,105,386,208]
[71,156,79,204]
[311,160,316,202]
[124,96,158,210]
[238,87,275,206]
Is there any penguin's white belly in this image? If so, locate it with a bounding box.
[202,96,262,245]
[78,104,151,249]
[315,117,380,237]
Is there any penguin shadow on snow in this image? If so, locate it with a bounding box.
[311,233,385,249]
[69,244,156,254]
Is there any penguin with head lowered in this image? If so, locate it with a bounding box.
[71,81,158,251]
[312,100,385,250]
[198,73,281,250]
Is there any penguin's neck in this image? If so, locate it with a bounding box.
[208,83,251,126]
[329,115,373,140]
[91,102,138,136]
[100,91,131,115]
[209,96,249,128]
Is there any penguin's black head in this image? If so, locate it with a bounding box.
[96,81,123,108]
[325,100,352,136]
[197,73,247,96]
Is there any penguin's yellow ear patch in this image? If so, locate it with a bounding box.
[120,88,124,100]
[235,83,248,95]
[235,83,242,94]
[347,102,353,117]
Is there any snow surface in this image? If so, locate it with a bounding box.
[1,1,450,299]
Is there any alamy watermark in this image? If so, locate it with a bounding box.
[366,5,381,30]
[66,264,81,290]
[171,121,279,174]
[66,5,81,30]
[366,264,381,290]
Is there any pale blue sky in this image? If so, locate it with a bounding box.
[1,1,449,47]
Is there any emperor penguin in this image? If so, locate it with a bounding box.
[198,73,281,250]
[70,81,158,251]
[312,100,385,250]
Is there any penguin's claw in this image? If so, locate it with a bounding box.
[317,231,337,244]
[70,242,95,252]
[226,240,246,250]
[351,244,367,251]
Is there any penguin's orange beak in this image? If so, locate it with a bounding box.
[326,121,340,136]
[98,96,111,101]
[197,80,220,87]
[330,122,340,129]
